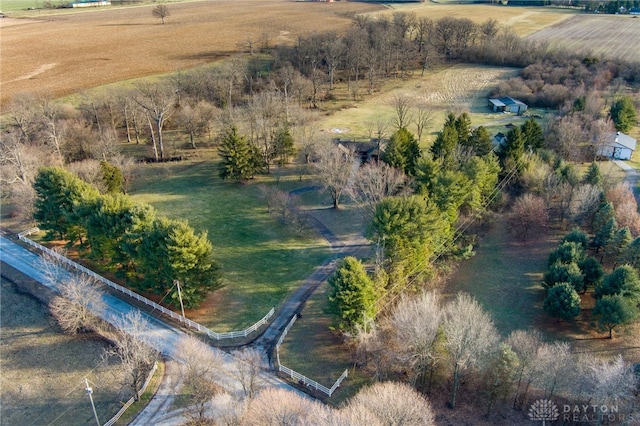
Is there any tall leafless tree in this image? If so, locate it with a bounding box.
[134,83,176,161]
[232,347,265,399]
[390,291,441,392]
[103,311,158,401]
[391,93,414,130]
[44,254,106,334]
[348,161,408,219]
[442,292,499,409]
[313,144,358,209]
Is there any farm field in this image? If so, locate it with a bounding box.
[0,1,576,108]
[527,14,640,63]
[0,0,384,108]
[0,277,129,425]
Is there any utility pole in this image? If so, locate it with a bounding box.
[174,279,186,320]
[84,378,100,426]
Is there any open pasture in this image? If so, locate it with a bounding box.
[0,0,383,108]
[527,14,640,63]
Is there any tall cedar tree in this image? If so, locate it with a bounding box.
[610,97,637,133]
[468,126,494,157]
[327,256,378,332]
[498,127,525,172]
[218,126,254,182]
[430,122,458,170]
[100,161,124,194]
[520,118,544,151]
[583,162,603,187]
[33,167,100,242]
[132,217,220,307]
[382,127,421,176]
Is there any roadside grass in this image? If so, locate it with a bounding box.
[128,157,331,331]
[0,278,128,425]
[277,281,370,406]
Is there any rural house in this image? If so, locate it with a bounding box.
[334,139,383,164]
[597,131,637,160]
[488,97,528,115]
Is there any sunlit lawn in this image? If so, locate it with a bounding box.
[128,158,331,330]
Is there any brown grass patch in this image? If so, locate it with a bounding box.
[527,14,640,63]
[0,277,129,425]
[0,0,384,107]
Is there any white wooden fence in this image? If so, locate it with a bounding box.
[275,314,348,397]
[102,361,158,426]
[17,228,274,340]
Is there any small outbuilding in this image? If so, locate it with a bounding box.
[488,97,528,115]
[597,132,637,160]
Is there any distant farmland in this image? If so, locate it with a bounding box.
[527,14,640,63]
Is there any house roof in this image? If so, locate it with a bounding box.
[608,132,637,151]
[489,97,527,107]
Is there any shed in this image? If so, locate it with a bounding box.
[597,132,637,160]
[488,97,528,115]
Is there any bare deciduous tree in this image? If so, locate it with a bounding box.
[348,161,408,219]
[531,342,572,400]
[389,291,441,392]
[241,387,319,424]
[104,310,158,401]
[508,194,549,241]
[391,93,414,130]
[584,354,637,422]
[152,4,170,24]
[506,329,543,409]
[413,103,436,142]
[48,269,105,334]
[177,334,226,422]
[313,143,358,209]
[442,292,499,409]
[134,83,176,161]
[606,183,640,235]
[346,381,436,425]
[232,348,265,399]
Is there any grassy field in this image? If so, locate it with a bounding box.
[277,280,370,406]
[527,14,640,63]
[0,278,129,425]
[127,157,332,331]
[317,64,549,147]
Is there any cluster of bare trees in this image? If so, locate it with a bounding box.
[355,290,638,418]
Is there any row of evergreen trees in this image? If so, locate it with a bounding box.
[32,166,220,308]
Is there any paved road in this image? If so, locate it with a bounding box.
[613,159,640,205]
[0,235,301,424]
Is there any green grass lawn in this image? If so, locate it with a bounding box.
[128,159,331,331]
[278,281,371,406]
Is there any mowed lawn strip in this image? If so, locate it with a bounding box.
[278,281,370,406]
[128,160,331,331]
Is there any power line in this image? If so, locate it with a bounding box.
[371,159,521,317]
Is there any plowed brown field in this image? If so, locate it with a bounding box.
[0,0,383,107]
[527,14,640,63]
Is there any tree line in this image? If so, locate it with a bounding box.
[33,166,220,308]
